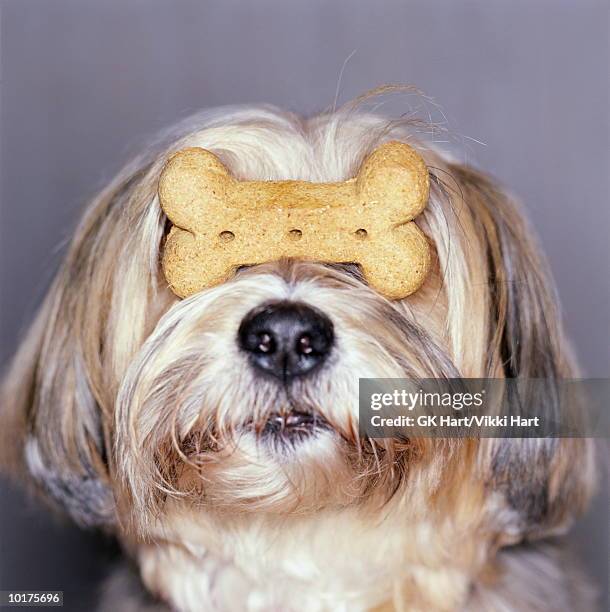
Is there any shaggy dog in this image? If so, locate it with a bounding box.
[0,97,597,611]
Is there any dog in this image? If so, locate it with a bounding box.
[0,97,597,611]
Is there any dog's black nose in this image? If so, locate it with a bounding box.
[238,302,334,381]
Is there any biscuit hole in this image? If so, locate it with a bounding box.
[219,230,235,242]
[355,228,368,239]
[289,229,303,240]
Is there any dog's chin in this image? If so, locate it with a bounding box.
[167,405,359,515]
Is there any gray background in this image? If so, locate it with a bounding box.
[1,1,608,610]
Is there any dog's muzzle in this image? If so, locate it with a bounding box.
[238,301,334,381]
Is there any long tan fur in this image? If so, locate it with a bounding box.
[0,95,596,611]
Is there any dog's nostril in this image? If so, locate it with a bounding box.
[297,334,313,355]
[255,332,275,354]
[238,301,334,381]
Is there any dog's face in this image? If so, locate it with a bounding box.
[0,106,594,547]
[115,259,454,523]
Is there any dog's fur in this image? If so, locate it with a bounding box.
[0,98,597,611]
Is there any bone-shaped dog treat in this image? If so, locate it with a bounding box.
[159,141,431,300]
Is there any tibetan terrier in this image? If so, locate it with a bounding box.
[0,98,597,611]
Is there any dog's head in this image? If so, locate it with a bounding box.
[0,104,595,545]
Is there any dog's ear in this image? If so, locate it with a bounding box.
[0,271,116,528]
[0,160,166,528]
[446,164,596,542]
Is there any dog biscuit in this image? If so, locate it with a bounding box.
[159,141,431,300]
